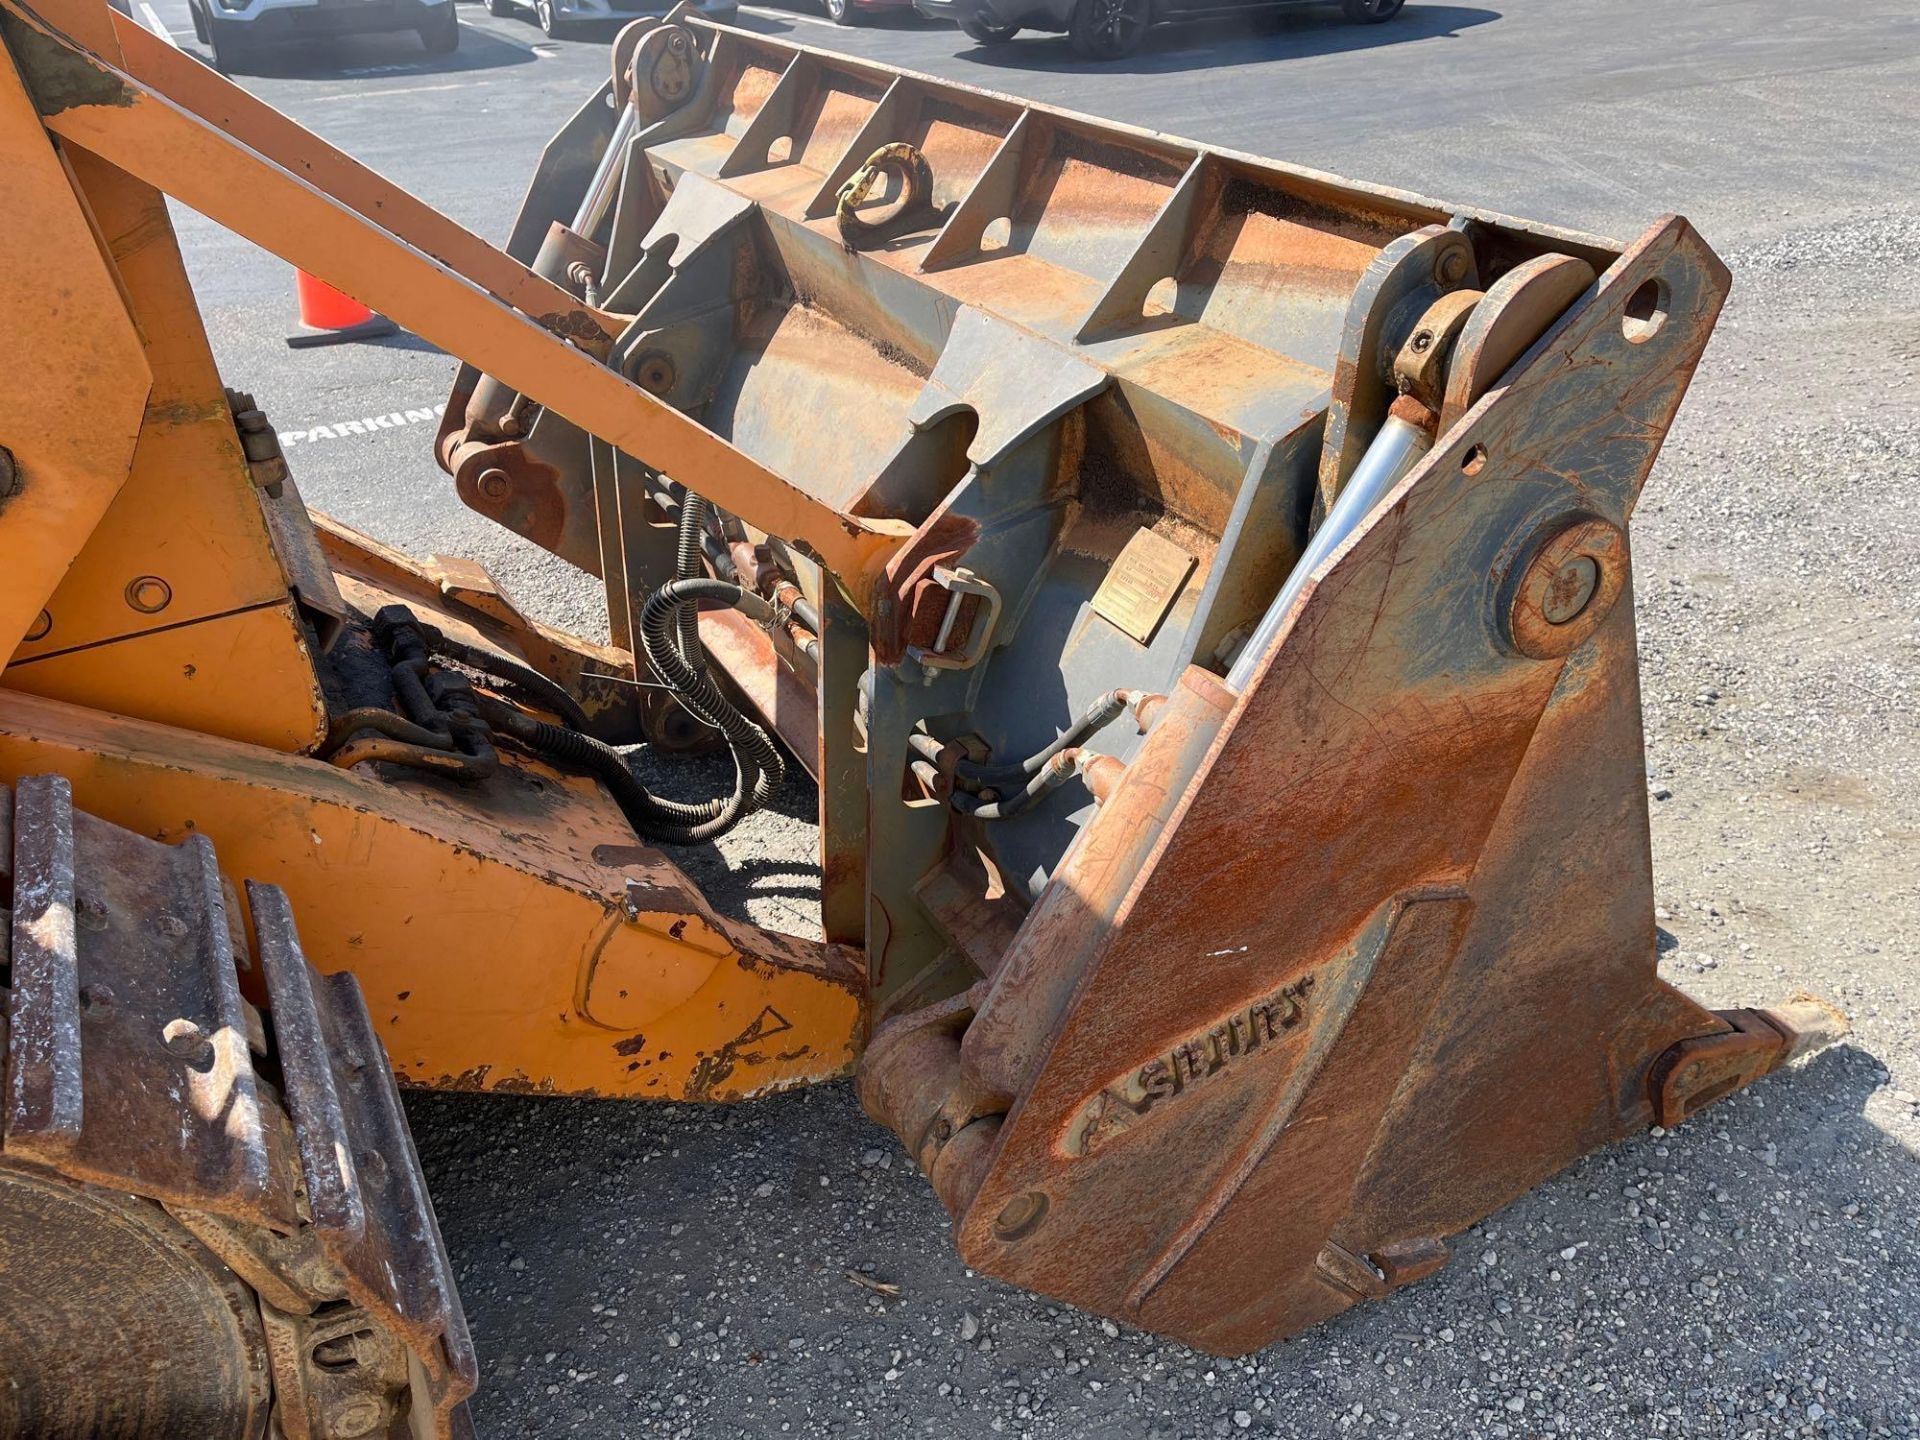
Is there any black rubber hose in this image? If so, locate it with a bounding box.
[950,751,1083,822]
[674,487,708,680]
[692,512,823,638]
[476,695,747,846]
[640,577,785,812]
[429,632,594,733]
[956,690,1131,789]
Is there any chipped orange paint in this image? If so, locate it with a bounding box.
[0,688,861,1101]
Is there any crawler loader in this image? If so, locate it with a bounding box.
[0,1,1844,1432]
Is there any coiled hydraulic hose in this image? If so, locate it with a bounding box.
[639,576,785,820]
[673,486,708,672]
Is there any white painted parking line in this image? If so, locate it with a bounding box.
[740,5,843,30]
[138,1,181,44]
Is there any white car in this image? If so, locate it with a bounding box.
[485,0,734,40]
[188,0,460,70]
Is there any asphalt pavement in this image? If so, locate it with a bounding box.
[141,0,1920,1434]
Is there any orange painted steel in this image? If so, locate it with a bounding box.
[0,34,150,661]
[0,0,864,1103]
[0,687,863,1100]
[0,0,908,606]
[6,602,326,752]
[2,0,328,750]
[103,7,615,350]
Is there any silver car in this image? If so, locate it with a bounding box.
[485,0,735,38]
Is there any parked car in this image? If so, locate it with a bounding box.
[918,0,1403,58]
[816,0,915,24]
[484,0,735,37]
[188,0,460,70]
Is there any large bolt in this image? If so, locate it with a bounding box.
[634,353,676,395]
[328,1398,385,1439]
[1540,554,1600,625]
[1502,516,1627,660]
[477,468,512,502]
[991,1189,1049,1242]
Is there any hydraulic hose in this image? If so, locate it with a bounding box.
[955,689,1137,790]
[476,694,750,847]
[427,631,594,733]
[673,486,708,679]
[639,578,786,823]
[949,749,1089,822]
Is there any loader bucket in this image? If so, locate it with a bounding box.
[419,15,1852,1353]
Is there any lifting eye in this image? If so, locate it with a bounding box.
[311,1329,376,1371]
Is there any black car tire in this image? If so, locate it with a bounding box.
[419,4,460,49]
[536,0,570,34]
[485,0,514,14]
[188,0,209,42]
[206,17,247,73]
[1068,0,1148,58]
[823,0,860,23]
[1340,0,1404,21]
[960,14,1020,41]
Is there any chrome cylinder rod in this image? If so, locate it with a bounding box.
[1225,412,1435,693]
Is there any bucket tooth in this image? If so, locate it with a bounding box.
[1649,997,1851,1130]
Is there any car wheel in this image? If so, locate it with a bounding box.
[823,0,860,24]
[485,0,514,14]
[1340,0,1403,21]
[206,18,246,73]
[960,14,1020,41]
[535,0,570,34]
[419,4,459,50]
[1068,0,1147,58]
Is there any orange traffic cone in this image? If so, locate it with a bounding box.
[286,269,398,349]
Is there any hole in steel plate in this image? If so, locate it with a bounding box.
[978,216,1012,253]
[1622,277,1670,343]
[767,135,793,165]
[1462,444,1489,476]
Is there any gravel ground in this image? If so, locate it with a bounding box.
[147,0,1920,1431]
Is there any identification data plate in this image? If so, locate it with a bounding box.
[1090,527,1196,645]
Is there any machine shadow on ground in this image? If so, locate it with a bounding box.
[401,1040,1914,1433]
[951,2,1499,75]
